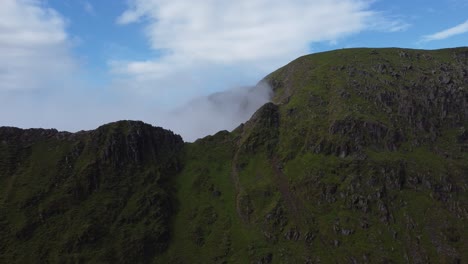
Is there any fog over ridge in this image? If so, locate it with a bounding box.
[162,82,272,142]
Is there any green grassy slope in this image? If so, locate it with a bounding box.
[161,47,467,263]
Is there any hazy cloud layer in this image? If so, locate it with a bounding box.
[422,19,468,41]
[0,0,76,91]
[164,82,272,141]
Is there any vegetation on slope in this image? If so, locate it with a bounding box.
[161,47,467,263]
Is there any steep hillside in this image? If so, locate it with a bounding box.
[1,47,467,263]
[162,47,468,263]
[0,121,183,263]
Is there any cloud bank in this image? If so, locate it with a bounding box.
[164,82,272,141]
[113,0,407,94]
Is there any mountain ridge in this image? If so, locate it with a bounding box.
[1,47,467,263]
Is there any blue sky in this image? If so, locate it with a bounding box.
[0,0,467,140]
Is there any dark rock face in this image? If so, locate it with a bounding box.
[93,121,183,166]
[328,118,404,154]
[0,127,68,143]
[238,102,280,155]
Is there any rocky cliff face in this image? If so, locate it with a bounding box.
[1,48,467,263]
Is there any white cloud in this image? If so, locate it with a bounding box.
[114,0,407,94]
[422,20,468,42]
[0,0,76,91]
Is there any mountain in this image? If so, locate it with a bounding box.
[1,47,467,263]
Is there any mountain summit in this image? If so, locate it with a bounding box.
[1,47,467,263]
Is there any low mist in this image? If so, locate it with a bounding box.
[161,82,272,142]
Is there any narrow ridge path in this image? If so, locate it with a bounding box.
[270,156,306,228]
